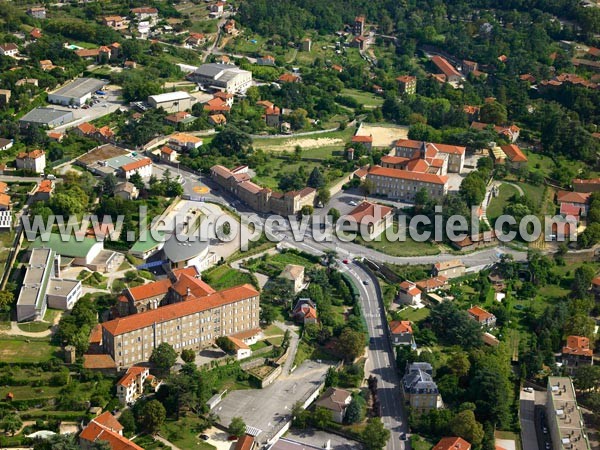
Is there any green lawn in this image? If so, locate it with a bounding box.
[160,416,216,450]
[411,435,434,450]
[245,251,316,275]
[0,337,59,363]
[0,384,63,401]
[17,321,53,333]
[250,340,268,351]
[397,306,430,323]
[202,265,257,290]
[266,336,284,346]
[488,183,520,222]
[340,88,384,108]
[356,223,441,257]
[263,324,284,337]
[515,182,546,207]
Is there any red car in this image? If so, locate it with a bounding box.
[342,259,349,264]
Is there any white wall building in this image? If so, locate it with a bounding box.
[148,91,195,113]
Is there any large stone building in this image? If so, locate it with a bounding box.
[211,165,316,215]
[189,63,253,94]
[366,166,448,202]
[546,377,591,450]
[100,283,260,369]
[394,139,466,174]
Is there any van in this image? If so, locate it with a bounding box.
[45,174,56,180]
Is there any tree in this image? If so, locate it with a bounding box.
[216,336,236,353]
[1,413,22,435]
[362,417,390,450]
[572,264,596,298]
[129,172,145,190]
[574,366,600,393]
[149,343,177,373]
[180,348,196,364]
[100,174,117,196]
[140,400,166,434]
[229,416,246,437]
[0,291,14,310]
[211,126,252,156]
[328,208,341,224]
[312,407,332,429]
[119,409,136,435]
[450,410,484,445]
[317,187,330,206]
[307,167,326,189]
[447,351,470,377]
[338,327,365,362]
[345,396,365,424]
[480,102,508,125]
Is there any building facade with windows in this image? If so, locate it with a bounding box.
[101,284,260,369]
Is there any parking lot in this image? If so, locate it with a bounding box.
[213,360,330,445]
[51,85,125,132]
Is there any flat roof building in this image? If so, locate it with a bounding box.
[546,377,590,450]
[190,63,253,94]
[16,248,83,322]
[19,107,74,129]
[148,91,196,113]
[48,77,106,106]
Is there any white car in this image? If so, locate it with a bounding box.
[349,200,358,206]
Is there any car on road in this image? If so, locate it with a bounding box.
[349,200,358,206]
[200,435,210,441]
[342,259,349,264]
[524,387,533,393]
[545,443,550,449]
[362,280,369,285]
[543,427,548,434]
[400,433,407,441]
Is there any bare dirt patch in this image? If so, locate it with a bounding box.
[264,137,344,152]
[356,123,409,148]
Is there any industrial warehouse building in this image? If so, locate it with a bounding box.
[48,77,106,106]
[147,91,196,113]
[189,63,253,94]
[19,107,74,128]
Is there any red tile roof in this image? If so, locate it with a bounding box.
[468,306,494,323]
[500,144,527,163]
[416,276,448,291]
[126,279,171,301]
[89,324,102,344]
[235,435,255,450]
[278,73,300,83]
[433,437,471,450]
[396,139,423,149]
[381,155,409,165]
[368,165,448,185]
[80,420,142,450]
[352,135,373,143]
[83,354,116,369]
[557,191,590,204]
[77,122,97,135]
[562,335,593,356]
[431,56,461,79]
[399,281,421,296]
[102,284,258,336]
[171,273,216,297]
[117,366,147,387]
[121,157,152,173]
[389,320,412,334]
[396,75,416,83]
[347,201,393,223]
[95,411,124,433]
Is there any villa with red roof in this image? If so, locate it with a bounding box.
[389,320,414,346]
[398,281,422,306]
[351,134,373,151]
[116,366,150,404]
[499,144,528,168]
[433,437,471,450]
[556,191,590,218]
[394,139,465,173]
[79,411,142,450]
[120,157,152,180]
[467,306,496,327]
[561,335,594,374]
[345,201,393,240]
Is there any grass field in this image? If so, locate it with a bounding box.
[340,88,384,108]
[160,416,216,450]
[17,321,52,333]
[488,183,520,222]
[356,224,441,257]
[516,182,546,207]
[397,306,430,322]
[202,264,256,290]
[263,324,284,337]
[0,384,63,401]
[0,337,59,363]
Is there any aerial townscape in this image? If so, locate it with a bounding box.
[1,1,600,450]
